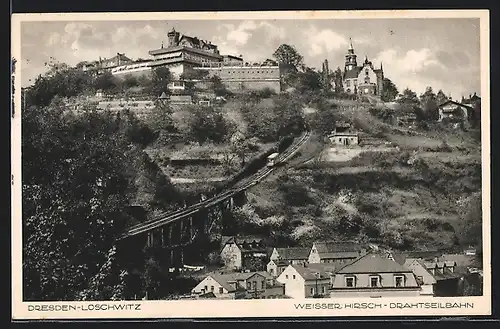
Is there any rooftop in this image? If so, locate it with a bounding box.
[336,251,412,274]
[275,247,310,260]
[291,264,336,281]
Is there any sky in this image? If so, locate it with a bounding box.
[19,18,481,98]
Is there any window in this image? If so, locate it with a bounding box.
[219,287,224,294]
[252,281,257,290]
[247,282,251,290]
[370,276,380,287]
[322,286,326,294]
[345,277,355,287]
[211,285,214,292]
[292,275,296,279]
[262,281,265,289]
[286,275,289,279]
[394,276,405,287]
[310,288,314,295]
[417,276,424,285]
[204,285,208,291]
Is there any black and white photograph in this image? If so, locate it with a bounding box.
[11,10,490,319]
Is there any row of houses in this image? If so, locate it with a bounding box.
[191,237,480,299]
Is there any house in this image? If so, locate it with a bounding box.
[437,100,474,123]
[191,270,284,299]
[422,259,461,296]
[461,92,481,124]
[269,247,310,264]
[308,241,367,265]
[342,39,384,96]
[267,259,290,277]
[328,122,359,146]
[277,263,335,299]
[330,251,421,298]
[267,247,310,277]
[397,253,462,296]
[402,258,437,295]
[220,236,268,271]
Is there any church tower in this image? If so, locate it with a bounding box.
[345,38,357,71]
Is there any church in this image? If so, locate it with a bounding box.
[342,39,384,97]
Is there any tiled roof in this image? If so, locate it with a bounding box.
[438,99,474,110]
[336,251,412,274]
[314,241,364,255]
[321,251,360,259]
[209,271,271,292]
[221,235,264,246]
[276,247,310,260]
[291,264,335,281]
[343,67,362,79]
[433,267,461,281]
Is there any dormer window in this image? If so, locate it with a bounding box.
[345,276,356,287]
[370,275,380,287]
[394,275,405,287]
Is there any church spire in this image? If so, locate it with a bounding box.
[349,37,354,50]
[380,62,383,71]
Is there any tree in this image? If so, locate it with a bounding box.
[22,107,135,301]
[333,67,344,93]
[150,67,172,96]
[419,86,439,121]
[381,78,398,102]
[272,44,304,73]
[185,105,234,144]
[209,75,229,96]
[290,67,323,94]
[397,88,419,105]
[147,101,177,145]
[436,89,449,106]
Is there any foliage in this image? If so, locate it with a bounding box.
[287,67,323,94]
[436,89,449,106]
[419,86,439,121]
[381,78,398,102]
[397,88,420,106]
[182,105,235,144]
[455,193,482,249]
[26,65,94,107]
[272,44,304,73]
[209,75,230,97]
[332,67,344,93]
[146,101,177,145]
[241,96,305,142]
[22,106,135,301]
[150,67,172,97]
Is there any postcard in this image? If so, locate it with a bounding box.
[11,9,490,320]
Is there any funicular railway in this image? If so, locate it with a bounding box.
[116,131,312,269]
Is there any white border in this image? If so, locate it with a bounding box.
[11,10,491,320]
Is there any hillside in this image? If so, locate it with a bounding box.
[238,98,482,252]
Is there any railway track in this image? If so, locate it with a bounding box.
[118,130,312,240]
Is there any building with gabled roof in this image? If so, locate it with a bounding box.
[191,270,284,299]
[330,251,421,297]
[308,240,367,265]
[403,257,461,296]
[277,263,336,299]
[270,247,310,263]
[267,247,311,277]
[342,38,384,97]
[220,236,268,271]
[438,99,474,123]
